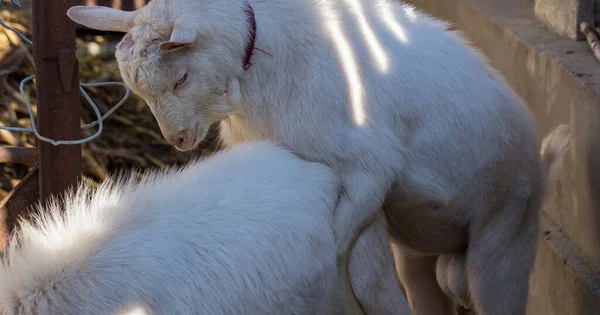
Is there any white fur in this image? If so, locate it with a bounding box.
[0,142,357,315]
[66,1,558,314]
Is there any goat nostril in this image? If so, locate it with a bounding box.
[175,130,187,147]
[167,130,187,147]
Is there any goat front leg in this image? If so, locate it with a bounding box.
[332,169,392,314]
[348,211,412,315]
[333,169,392,260]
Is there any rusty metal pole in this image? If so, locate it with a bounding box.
[33,0,82,201]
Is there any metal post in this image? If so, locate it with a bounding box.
[32,0,82,201]
[0,167,39,250]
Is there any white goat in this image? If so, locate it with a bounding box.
[0,142,410,315]
[67,1,563,314]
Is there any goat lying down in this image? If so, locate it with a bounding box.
[0,141,410,315]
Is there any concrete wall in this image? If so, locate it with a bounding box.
[403,0,600,313]
[533,0,594,39]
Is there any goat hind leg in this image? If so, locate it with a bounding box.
[466,197,540,315]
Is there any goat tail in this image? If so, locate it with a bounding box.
[540,124,572,181]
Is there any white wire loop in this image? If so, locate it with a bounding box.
[0,8,131,146]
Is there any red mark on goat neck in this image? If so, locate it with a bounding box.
[243,0,273,70]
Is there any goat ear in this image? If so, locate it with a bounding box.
[67,6,138,33]
[159,19,196,53]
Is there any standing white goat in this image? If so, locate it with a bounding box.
[0,142,411,315]
[67,1,560,314]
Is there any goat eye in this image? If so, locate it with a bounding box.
[174,73,187,89]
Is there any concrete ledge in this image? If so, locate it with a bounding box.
[403,0,600,313]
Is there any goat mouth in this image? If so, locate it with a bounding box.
[175,141,194,152]
[174,123,204,152]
